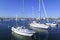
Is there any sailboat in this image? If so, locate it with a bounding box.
[41,0,57,27]
[11,26,35,36]
[11,0,35,37]
[29,0,49,29]
[11,15,35,36]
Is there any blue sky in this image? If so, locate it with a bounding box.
[0,0,60,18]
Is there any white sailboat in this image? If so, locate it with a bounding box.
[30,0,49,29]
[11,15,35,36]
[41,0,57,27]
[11,0,35,37]
[11,26,35,36]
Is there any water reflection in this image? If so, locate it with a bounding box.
[12,32,34,40]
[29,27,49,40]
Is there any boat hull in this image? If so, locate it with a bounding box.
[30,23,49,29]
[30,26,48,30]
[46,23,57,27]
[11,27,33,37]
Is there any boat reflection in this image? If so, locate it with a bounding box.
[29,27,49,40]
[12,31,34,40]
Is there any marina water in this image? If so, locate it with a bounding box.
[0,19,60,40]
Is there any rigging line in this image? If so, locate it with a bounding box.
[42,0,47,18]
[42,0,49,22]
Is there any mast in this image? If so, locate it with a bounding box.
[39,0,41,20]
[31,0,34,20]
[32,6,34,20]
[22,0,24,26]
[15,14,18,26]
[39,0,40,13]
[42,0,49,22]
[38,0,41,23]
[16,15,18,21]
[23,0,24,14]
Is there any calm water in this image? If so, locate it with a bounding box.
[0,19,60,40]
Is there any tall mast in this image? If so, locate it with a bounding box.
[42,0,49,22]
[23,0,24,15]
[22,0,24,26]
[15,14,18,26]
[32,6,34,19]
[39,0,41,20]
[16,15,18,21]
[39,0,40,13]
[31,0,34,19]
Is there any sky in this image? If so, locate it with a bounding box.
[0,0,60,18]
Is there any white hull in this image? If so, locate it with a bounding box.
[11,27,33,36]
[30,23,49,29]
[46,23,57,27]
